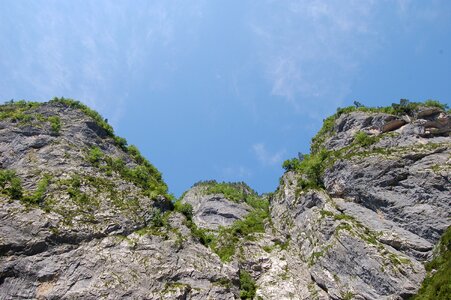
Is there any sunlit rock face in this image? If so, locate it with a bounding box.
[0,100,449,299]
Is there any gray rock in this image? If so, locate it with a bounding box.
[1,101,449,299]
[181,185,252,230]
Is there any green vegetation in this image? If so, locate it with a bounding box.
[0,100,62,133]
[174,201,215,245]
[49,97,133,149]
[23,174,51,204]
[86,146,170,200]
[88,146,103,166]
[194,180,268,210]
[49,97,114,135]
[353,131,378,147]
[0,170,23,200]
[239,270,256,299]
[174,201,193,220]
[208,205,269,262]
[66,175,95,207]
[47,116,61,133]
[173,188,269,262]
[341,291,355,300]
[0,98,136,147]
[411,226,451,300]
[0,170,52,205]
[282,149,329,189]
[283,99,449,193]
[309,99,449,155]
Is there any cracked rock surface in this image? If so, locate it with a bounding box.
[1,101,449,299]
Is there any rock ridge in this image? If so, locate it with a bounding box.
[0,99,450,299]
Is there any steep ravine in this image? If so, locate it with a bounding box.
[0,99,449,299]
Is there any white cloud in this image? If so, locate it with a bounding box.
[248,1,383,115]
[252,143,286,166]
[220,166,252,179]
[0,1,206,125]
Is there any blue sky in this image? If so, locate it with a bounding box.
[1,1,450,196]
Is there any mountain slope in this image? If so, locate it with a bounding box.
[0,98,449,299]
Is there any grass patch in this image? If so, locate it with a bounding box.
[173,196,270,262]
[353,131,378,147]
[239,270,256,299]
[309,99,449,155]
[194,180,268,210]
[411,226,451,299]
[0,100,62,134]
[86,146,170,200]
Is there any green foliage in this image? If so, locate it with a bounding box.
[311,115,336,155]
[87,146,169,200]
[48,116,61,133]
[353,131,378,147]
[309,99,449,154]
[66,175,91,206]
[0,170,52,204]
[341,291,355,300]
[173,201,215,245]
[23,175,50,204]
[196,180,269,211]
[0,170,23,199]
[411,226,451,300]
[176,186,269,261]
[174,201,193,220]
[423,99,449,111]
[49,97,114,136]
[211,208,269,262]
[189,221,215,246]
[149,209,170,228]
[283,149,329,189]
[0,100,62,134]
[49,97,131,148]
[239,270,256,299]
[88,146,103,166]
[197,181,253,201]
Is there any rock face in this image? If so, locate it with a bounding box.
[0,100,450,300]
[0,100,237,300]
[180,184,252,230]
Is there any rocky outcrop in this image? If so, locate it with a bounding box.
[0,100,236,299]
[180,185,252,230]
[1,212,238,299]
[1,100,449,299]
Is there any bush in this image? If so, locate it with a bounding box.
[174,201,194,220]
[283,149,329,189]
[211,208,269,262]
[48,116,61,133]
[239,270,256,299]
[412,226,451,299]
[88,147,103,166]
[424,99,449,111]
[282,158,301,172]
[353,131,378,147]
[0,170,23,199]
[9,176,23,200]
[23,175,50,204]
[49,97,115,137]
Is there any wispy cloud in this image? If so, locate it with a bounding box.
[0,1,206,125]
[252,143,286,166]
[248,0,436,117]
[220,165,252,179]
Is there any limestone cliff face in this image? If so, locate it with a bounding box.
[0,99,449,300]
[0,100,237,300]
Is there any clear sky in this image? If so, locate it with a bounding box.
[1,1,450,196]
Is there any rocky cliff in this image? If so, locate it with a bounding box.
[0,98,449,299]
